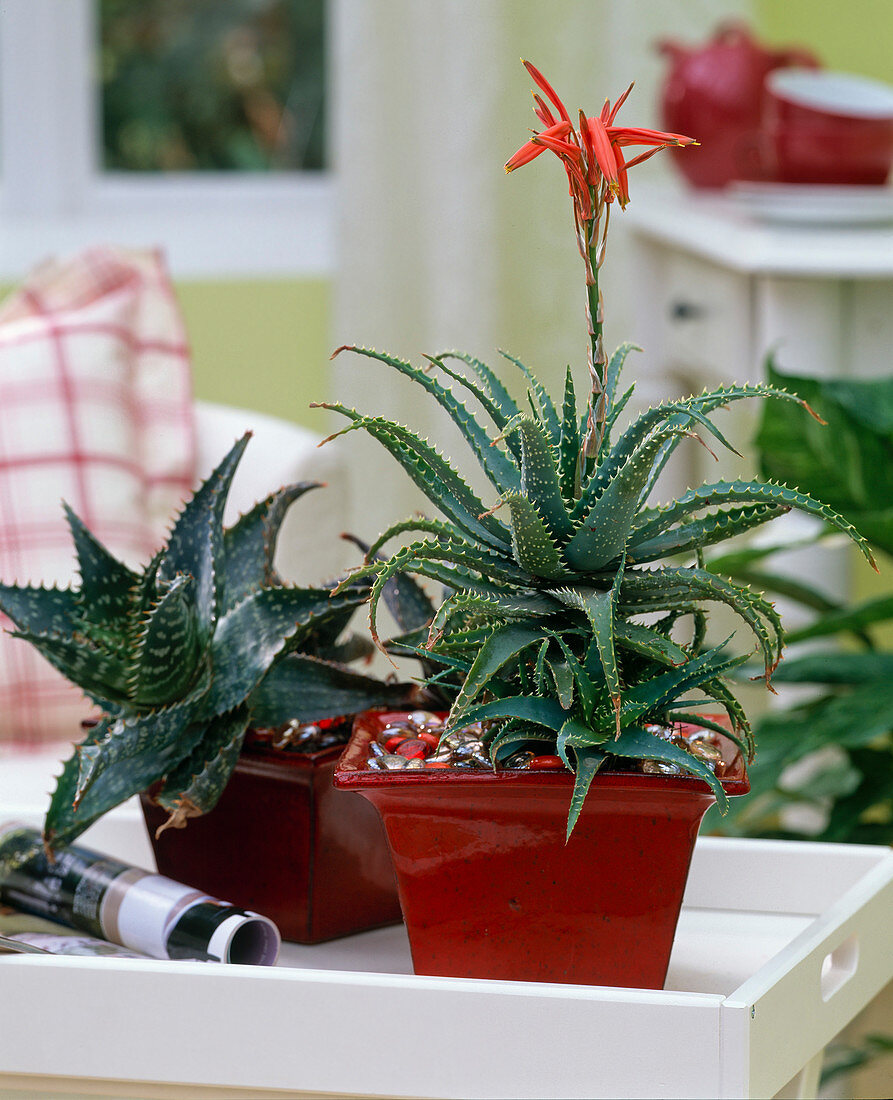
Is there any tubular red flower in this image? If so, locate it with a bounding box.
[607,126,697,148]
[522,59,572,124]
[532,93,556,128]
[505,120,572,173]
[586,115,619,188]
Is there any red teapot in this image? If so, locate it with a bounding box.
[658,22,820,188]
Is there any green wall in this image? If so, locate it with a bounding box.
[755,0,893,82]
[176,278,331,431]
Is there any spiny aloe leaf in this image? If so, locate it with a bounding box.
[436,350,524,433]
[620,644,747,723]
[665,710,751,759]
[205,586,365,716]
[152,707,251,831]
[700,676,750,750]
[333,346,520,494]
[628,504,790,563]
[158,433,250,642]
[249,653,422,725]
[565,742,607,840]
[551,558,625,730]
[11,630,130,707]
[448,693,573,734]
[614,621,687,666]
[503,492,569,578]
[622,566,783,675]
[548,658,575,710]
[602,384,635,451]
[363,516,459,561]
[565,428,689,572]
[498,349,562,442]
[341,532,435,635]
[610,726,728,811]
[707,566,842,616]
[449,621,546,717]
[317,405,511,550]
[558,366,581,502]
[63,504,139,621]
[427,353,522,461]
[505,416,574,540]
[222,482,320,610]
[633,479,877,570]
[603,343,639,420]
[488,720,557,757]
[129,573,202,707]
[45,703,208,849]
[365,538,533,649]
[428,589,557,644]
[0,584,80,638]
[546,633,610,724]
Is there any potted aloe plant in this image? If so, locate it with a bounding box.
[0,433,433,942]
[331,62,876,988]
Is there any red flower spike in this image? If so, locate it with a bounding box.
[532,92,556,128]
[586,115,619,188]
[505,120,572,173]
[523,59,572,124]
[608,126,696,148]
[606,82,634,125]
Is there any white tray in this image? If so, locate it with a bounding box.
[1,753,892,1099]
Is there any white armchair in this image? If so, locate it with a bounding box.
[194,400,352,586]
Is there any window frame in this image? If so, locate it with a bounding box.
[0,0,333,280]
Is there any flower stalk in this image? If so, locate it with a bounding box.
[505,61,696,494]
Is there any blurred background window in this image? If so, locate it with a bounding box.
[99,0,326,173]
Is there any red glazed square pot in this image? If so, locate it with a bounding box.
[140,734,402,944]
[335,711,749,987]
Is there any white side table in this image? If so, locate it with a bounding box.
[620,184,893,599]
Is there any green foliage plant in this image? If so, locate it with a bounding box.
[318,62,875,833]
[0,434,424,851]
[710,369,893,844]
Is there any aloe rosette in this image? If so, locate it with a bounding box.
[319,63,876,832]
[0,434,422,849]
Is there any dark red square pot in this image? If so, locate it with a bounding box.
[140,736,402,944]
[335,711,749,988]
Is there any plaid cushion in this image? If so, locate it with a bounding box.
[0,247,196,746]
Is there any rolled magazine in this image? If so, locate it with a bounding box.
[0,822,280,965]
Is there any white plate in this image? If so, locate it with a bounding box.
[729,182,893,226]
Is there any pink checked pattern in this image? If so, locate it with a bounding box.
[0,247,197,746]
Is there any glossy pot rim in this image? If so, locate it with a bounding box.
[334,710,750,796]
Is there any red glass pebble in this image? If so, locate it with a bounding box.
[529,755,567,770]
[384,734,407,752]
[417,731,440,748]
[425,760,450,768]
[394,738,429,760]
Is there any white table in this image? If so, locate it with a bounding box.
[1,748,891,1099]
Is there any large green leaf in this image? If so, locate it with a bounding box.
[565,428,689,571]
[449,621,546,716]
[503,492,569,578]
[158,433,250,641]
[64,504,139,622]
[505,416,573,540]
[0,584,80,638]
[129,573,202,706]
[153,707,251,827]
[45,704,208,848]
[757,365,893,556]
[222,482,320,610]
[633,479,876,570]
[334,346,520,494]
[249,653,421,724]
[205,586,364,716]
